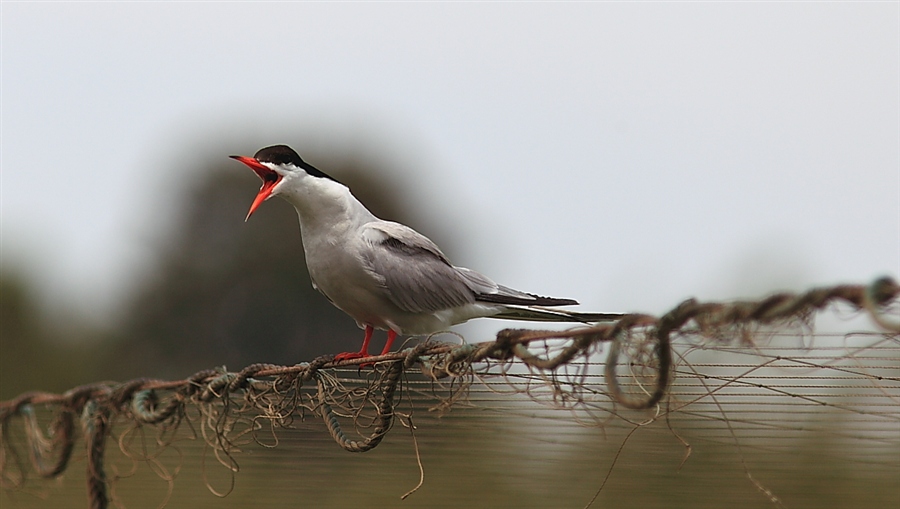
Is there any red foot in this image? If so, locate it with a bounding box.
[333,327,398,364]
[334,325,375,363]
[333,350,370,362]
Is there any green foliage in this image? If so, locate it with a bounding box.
[0,276,101,399]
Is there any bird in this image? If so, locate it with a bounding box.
[230,145,622,361]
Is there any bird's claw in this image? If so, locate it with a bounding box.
[333,351,379,370]
[333,351,370,362]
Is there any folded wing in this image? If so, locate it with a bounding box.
[361,221,583,315]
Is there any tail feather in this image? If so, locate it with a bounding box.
[490,305,624,324]
[477,292,578,307]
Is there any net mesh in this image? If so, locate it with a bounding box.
[2,278,898,508]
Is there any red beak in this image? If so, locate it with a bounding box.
[230,155,283,221]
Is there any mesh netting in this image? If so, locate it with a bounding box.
[2,278,898,508]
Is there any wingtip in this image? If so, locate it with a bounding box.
[531,295,579,307]
[476,293,579,307]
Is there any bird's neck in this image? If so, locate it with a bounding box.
[279,176,376,237]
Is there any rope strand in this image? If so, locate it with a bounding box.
[0,278,896,508]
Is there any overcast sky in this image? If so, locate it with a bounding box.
[2,3,898,329]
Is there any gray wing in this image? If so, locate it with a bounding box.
[361,222,477,313]
[455,266,579,306]
[361,221,580,315]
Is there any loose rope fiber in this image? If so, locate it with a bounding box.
[1,278,898,508]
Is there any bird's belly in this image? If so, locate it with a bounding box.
[389,303,504,335]
[318,279,397,330]
[353,302,504,336]
[304,247,400,329]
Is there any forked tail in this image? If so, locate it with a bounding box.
[490,306,624,324]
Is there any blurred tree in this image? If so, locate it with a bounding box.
[110,153,413,379]
[0,275,101,398]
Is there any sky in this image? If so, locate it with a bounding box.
[2,3,898,331]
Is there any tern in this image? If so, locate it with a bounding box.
[231,145,621,360]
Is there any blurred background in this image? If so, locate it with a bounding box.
[2,3,898,508]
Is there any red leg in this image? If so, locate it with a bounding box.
[379,330,398,355]
[359,325,373,356]
[334,325,374,361]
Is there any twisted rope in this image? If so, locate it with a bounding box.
[0,278,896,508]
[319,360,402,452]
[81,398,110,509]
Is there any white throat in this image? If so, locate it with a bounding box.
[276,173,377,241]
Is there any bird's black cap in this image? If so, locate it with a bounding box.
[254,145,341,184]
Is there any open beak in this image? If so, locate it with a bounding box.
[230,155,283,221]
